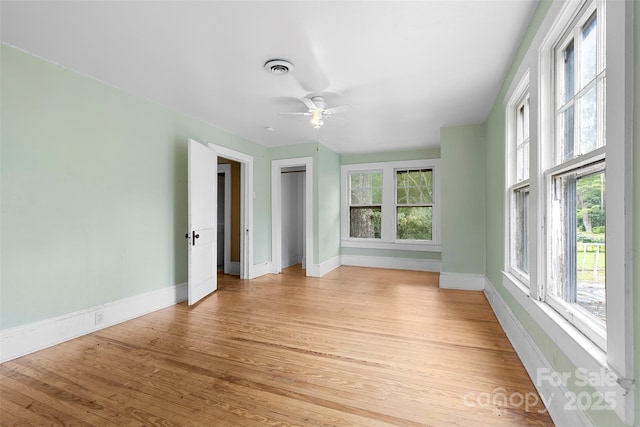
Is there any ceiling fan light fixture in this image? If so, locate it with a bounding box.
[264,59,294,75]
[310,112,324,129]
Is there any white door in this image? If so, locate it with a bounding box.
[187,139,217,305]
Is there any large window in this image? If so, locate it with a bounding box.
[546,0,606,349]
[507,80,531,284]
[501,0,633,421]
[341,159,440,251]
[348,170,382,239]
[396,169,433,240]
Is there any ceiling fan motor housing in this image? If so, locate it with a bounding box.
[310,96,326,111]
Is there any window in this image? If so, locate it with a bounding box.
[507,82,531,284]
[545,0,606,349]
[341,159,440,251]
[348,170,382,239]
[500,0,633,421]
[395,169,433,240]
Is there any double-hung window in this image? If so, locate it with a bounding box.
[507,79,531,285]
[341,159,440,251]
[348,170,382,239]
[545,0,606,348]
[395,169,433,240]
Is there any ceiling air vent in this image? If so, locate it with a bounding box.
[264,59,293,75]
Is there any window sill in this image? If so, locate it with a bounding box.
[341,240,441,252]
[501,271,634,424]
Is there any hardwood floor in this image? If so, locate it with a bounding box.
[0,266,553,426]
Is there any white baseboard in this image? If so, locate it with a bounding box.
[251,261,271,278]
[0,283,187,363]
[314,255,342,277]
[484,278,594,427]
[340,254,441,272]
[438,272,485,290]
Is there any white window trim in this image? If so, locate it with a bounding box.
[505,71,532,288]
[501,0,633,423]
[341,159,441,252]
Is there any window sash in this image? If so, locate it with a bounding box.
[546,157,606,349]
[553,5,605,165]
[348,170,382,205]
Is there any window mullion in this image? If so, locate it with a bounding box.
[381,165,395,242]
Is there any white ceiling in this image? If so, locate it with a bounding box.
[1,0,538,155]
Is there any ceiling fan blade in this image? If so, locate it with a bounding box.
[324,105,351,114]
[279,112,311,116]
[302,97,317,111]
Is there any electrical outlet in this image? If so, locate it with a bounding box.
[95,311,104,326]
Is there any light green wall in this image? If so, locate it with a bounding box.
[0,44,272,329]
[340,247,441,260]
[341,147,440,164]
[440,124,486,275]
[269,143,318,161]
[317,145,341,263]
[484,1,638,425]
[634,0,640,422]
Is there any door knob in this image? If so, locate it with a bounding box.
[187,231,200,245]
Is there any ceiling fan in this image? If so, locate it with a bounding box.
[280,96,350,129]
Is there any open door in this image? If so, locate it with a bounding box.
[187,139,217,305]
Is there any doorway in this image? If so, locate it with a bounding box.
[280,166,306,269]
[271,157,314,276]
[217,163,231,273]
[209,143,254,279]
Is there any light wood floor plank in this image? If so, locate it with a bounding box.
[0,266,553,426]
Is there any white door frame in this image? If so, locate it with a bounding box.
[209,143,253,279]
[218,163,231,274]
[271,157,313,276]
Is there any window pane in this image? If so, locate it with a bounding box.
[559,105,575,162]
[517,147,523,181]
[523,141,529,180]
[564,40,575,103]
[408,187,424,204]
[517,104,525,142]
[516,143,530,182]
[515,96,530,182]
[397,188,407,204]
[580,13,597,88]
[350,207,381,238]
[350,171,382,205]
[523,98,530,140]
[396,169,432,204]
[550,169,606,324]
[579,86,598,155]
[576,172,606,321]
[397,207,432,240]
[512,187,530,275]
